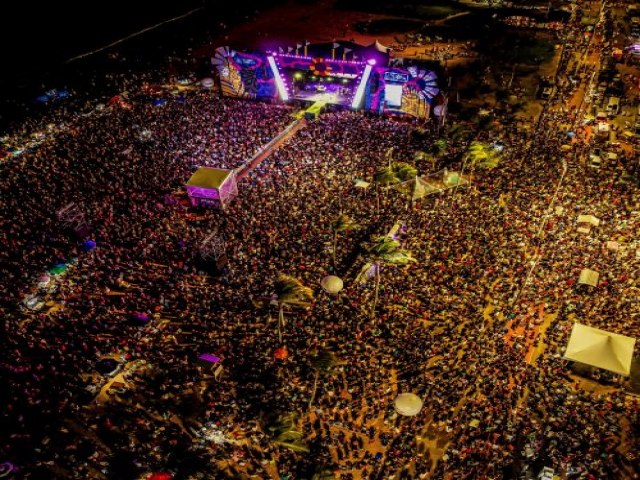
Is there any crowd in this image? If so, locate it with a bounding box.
[1,13,640,480]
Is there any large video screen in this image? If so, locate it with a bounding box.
[385,84,403,107]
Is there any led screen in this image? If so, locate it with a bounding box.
[385,84,403,107]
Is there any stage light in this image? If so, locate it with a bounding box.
[352,64,373,109]
[367,59,377,66]
[267,56,289,101]
[294,72,303,80]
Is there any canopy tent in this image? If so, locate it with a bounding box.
[577,214,600,234]
[186,167,238,209]
[394,393,423,416]
[198,353,221,365]
[578,268,599,287]
[564,323,636,376]
[577,214,600,226]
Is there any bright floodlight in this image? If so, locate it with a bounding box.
[267,55,289,101]
[351,64,373,109]
[367,59,377,66]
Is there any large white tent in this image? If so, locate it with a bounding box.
[564,323,636,376]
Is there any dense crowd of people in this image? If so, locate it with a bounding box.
[0,80,638,479]
[1,3,640,479]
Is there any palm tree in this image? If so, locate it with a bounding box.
[308,350,340,408]
[368,236,416,316]
[447,123,473,144]
[373,162,418,212]
[393,161,418,182]
[330,213,359,266]
[464,141,500,169]
[431,138,448,157]
[273,275,314,343]
[268,412,310,453]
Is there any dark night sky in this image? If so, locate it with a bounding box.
[0,1,205,68]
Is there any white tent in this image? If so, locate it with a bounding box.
[577,214,600,226]
[564,323,636,376]
[578,268,599,287]
[394,393,423,416]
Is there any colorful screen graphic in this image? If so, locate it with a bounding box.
[212,47,278,99]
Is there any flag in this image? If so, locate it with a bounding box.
[353,53,358,60]
[342,47,351,61]
[333,42,340,49]
[278,47,284,53]
[287,46,293,53]
[305,40,311,46]
[296,43,303,49]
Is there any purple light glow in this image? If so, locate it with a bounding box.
[367,59,377,66]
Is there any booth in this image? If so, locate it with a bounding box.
[186,167,238,209]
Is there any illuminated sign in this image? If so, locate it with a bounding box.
[383,71,409,83]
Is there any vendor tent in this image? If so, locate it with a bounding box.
[186,167,238,209]
[577,214,600,226]
[564,323,636,376]
[578,268,599,287]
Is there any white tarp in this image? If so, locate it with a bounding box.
[564,323,636,376]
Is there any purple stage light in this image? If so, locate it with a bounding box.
[367,59,377,66]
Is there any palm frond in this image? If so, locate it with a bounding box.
[369,236,415,265]
[274,274,314,306]
[393,161,418,182]
[311,350,340,372]
[369,237,400,255]
[373,166,399,186]
[331,213,359,233]
[380,250,417,265]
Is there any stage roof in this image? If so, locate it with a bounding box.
[187,167,233,189]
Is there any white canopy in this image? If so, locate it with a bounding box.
[394,393,423,416]
[578,268,599,287]
[564,323,636,376]
[577,214,600,226]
